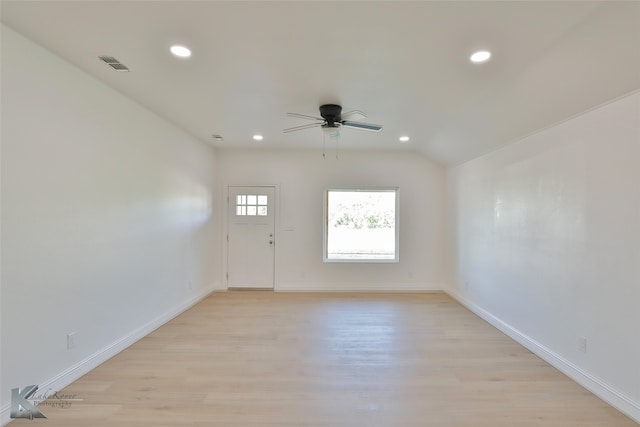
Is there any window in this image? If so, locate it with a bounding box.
[236,194,268,216]
[324,188,399,262]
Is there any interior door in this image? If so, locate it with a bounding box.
[227,186,275,289]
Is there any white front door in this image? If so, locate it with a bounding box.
[227,186,275,289]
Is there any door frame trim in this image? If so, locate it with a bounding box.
[223,184,279,290]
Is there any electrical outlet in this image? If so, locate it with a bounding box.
[578,336,587,353]
[67,332,77,350]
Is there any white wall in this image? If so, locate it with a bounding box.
[217,148,445,291]
[0,25,220,420]
[446,91,640,421]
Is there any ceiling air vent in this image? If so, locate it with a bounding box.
[98,56,130,72]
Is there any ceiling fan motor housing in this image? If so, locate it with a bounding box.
[319,104,342,127]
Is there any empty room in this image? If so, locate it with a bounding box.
[1,1,638,426]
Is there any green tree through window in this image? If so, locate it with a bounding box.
[325,189,399,262]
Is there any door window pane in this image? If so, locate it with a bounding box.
[236,193,269,216]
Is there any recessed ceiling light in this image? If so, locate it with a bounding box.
[170,45,192,58]
[253,134,264,141]
[399,136,410,143]
[470,50,491,63]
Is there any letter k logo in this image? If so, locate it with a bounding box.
[10,385,47,419]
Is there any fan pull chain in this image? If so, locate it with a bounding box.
[322,132,326,159]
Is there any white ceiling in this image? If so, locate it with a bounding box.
[2,1,639,165]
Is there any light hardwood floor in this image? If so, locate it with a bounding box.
[18,291,636,426]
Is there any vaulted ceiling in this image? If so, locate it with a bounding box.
[2,1,639,165]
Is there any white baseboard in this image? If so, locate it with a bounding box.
[1,285,216,426]
[444,287,640,424]
[211,280,226,291]
[275,281,444,292]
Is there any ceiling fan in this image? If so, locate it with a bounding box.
[284,104,383,134]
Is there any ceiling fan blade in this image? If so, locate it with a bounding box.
[341,120,383,132]
[283,122,324,133]
[286,112,324,121]
[340,110,366,121]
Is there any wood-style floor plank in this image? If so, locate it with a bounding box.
[15,291,636,426]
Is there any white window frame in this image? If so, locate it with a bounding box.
[323,187,400,263]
